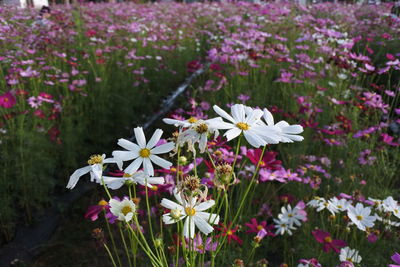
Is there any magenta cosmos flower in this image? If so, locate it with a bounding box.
[0,91,16,108]
[245,218,275,237]
[312,229,347,253]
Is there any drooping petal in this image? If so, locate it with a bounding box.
[197,212,220,225]
[163,214,179,224]
[146,129,163,149]
[66,165,92,189]
[134,127,146,148]
[193,216,214,235]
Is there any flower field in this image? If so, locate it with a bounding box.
[1,2,400,266]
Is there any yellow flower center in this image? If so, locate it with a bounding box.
[121,205,133,216]
[88,154,103,165]
[257,225,264,231]
[197,245,204,250]
[324,236,332,243]
[188,117,198,123]
[346,258,353,262]
[140,148,151,158]
[98,200,108,206]
[151,186,159,191]
[356,215,363,221]
[236,122,250,130]
[185,207,196,216]
[288,213,293,218]
[194,123,208,134]
[123,173,132,177]
[227,230,233,235]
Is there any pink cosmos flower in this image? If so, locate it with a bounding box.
[85,199,110,221]
[186,234,217,254]
[0,91,16,108]
[245,218,275,237]
[312,229,347,253]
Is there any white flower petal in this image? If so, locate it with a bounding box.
[193,216,214,235]
[112,150,138,161]
[146,129,163,149]
[197,211,220,225]
[183,217,196,239]
[134,127,146,148]
[224,127,242,141]
[263,108,275,126]
[66,165,92,189]
[117,138,140,152]
[196,200,215,212]
[244,130,266,148]
[151,142,174,154]
[231,104,245,122]
[213,105,235,123]
[161,198,184,210]
[124,157,143,174]
[149,154,173,170]
[143,157,154,176]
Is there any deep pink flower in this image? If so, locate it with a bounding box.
[85,199,109,221]
[216,223,243,245]
[312,229,347,253]
[0,91,16,108]
[245,218,275,237]
[246,148,282,170]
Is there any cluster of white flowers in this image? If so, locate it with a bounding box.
[164,103,304,152]
[273,204,306,236]
[160,189,219,239]
[307,195,400,231]
[66,103,304,233]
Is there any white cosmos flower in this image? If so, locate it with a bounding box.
[339,247,362,264]
[100,171,165,190]
[347,203,376,231]
[177,118,222,153]
[330,197,352,212]
[260,108,304,143]
[212,104,270,148]
[278,204,306,227]
[307,197,326,208]
[66,154,122,189]
[109,198,136,222]
[273,218,296,236]
[112,127,174,176]
[383,196,400,219]
[316,199,338,215]
[160,191,219,238]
